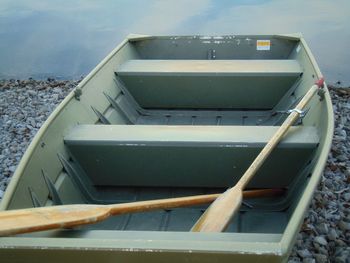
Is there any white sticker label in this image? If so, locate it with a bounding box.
[257,40,270,50]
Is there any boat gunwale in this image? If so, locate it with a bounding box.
[279,37,334,256]
[127,33,302,42]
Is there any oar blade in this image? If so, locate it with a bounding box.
[191,187,243,232]
[0,204,109,236]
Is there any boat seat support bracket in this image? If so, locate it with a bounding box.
[287,108,306,117]
[276,108,310,125]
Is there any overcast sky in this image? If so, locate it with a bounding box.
[0,0,349,84]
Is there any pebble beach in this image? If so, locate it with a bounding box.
[0,79,349,262]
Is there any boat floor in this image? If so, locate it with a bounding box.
[52,186,289,234]
[80,208,287,233]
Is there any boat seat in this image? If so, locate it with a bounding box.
[64,125,319,188]
[116,59,302,110]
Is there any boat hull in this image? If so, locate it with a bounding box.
[0,34,334,262]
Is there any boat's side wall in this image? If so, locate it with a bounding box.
[0,232,284,263]
[0,248,283,263]
[132,35,296,60]
[279,37,334,261]
[0,38,139,210]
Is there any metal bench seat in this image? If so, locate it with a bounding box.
[116,59,302,109]
[64,124,318,189]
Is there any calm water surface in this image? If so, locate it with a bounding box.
[0,0,349,84]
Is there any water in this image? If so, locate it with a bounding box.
[0,0,349,85]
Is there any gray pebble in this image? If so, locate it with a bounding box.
[27,90,36,96]
[52,94,59,101]
[314,254,327,263]
[335,239,347,247]
[288,258,302,263]
[343,193,350,202]
[343,103,350,109]
[314,236,328,246]
[328,228,338,240]
[337,155,347,162]
[316,223,328,235]
[339,220,350,231]
[8,165,16,173]
[334,255,349,263]
[297,249,313,258]
[302,258,315,263]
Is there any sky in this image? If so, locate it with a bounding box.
[0,0,349,84]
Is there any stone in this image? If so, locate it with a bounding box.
[314,236,328,246]
[334,254,349,263]
[302,258,315,263]
[27,90,36,96]
[339,220,350,231]
[314,254,327,263]
[297,249,313,258]
[343,193,350,202]
[328,228,338,240]
[335,239,347,247]
[316,223,328,235]
[52,94,59,101]
[288,259,301,263]
[8,165,16,173]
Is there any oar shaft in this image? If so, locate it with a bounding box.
[0,188,283,236]
[108,188,285,215]
[238,84,319,189]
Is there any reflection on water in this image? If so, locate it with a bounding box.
[0,0,349,84]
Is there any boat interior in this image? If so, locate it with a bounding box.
[7,35,329,240]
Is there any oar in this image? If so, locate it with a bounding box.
[0,188,284,236]
[191,78,325,232]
